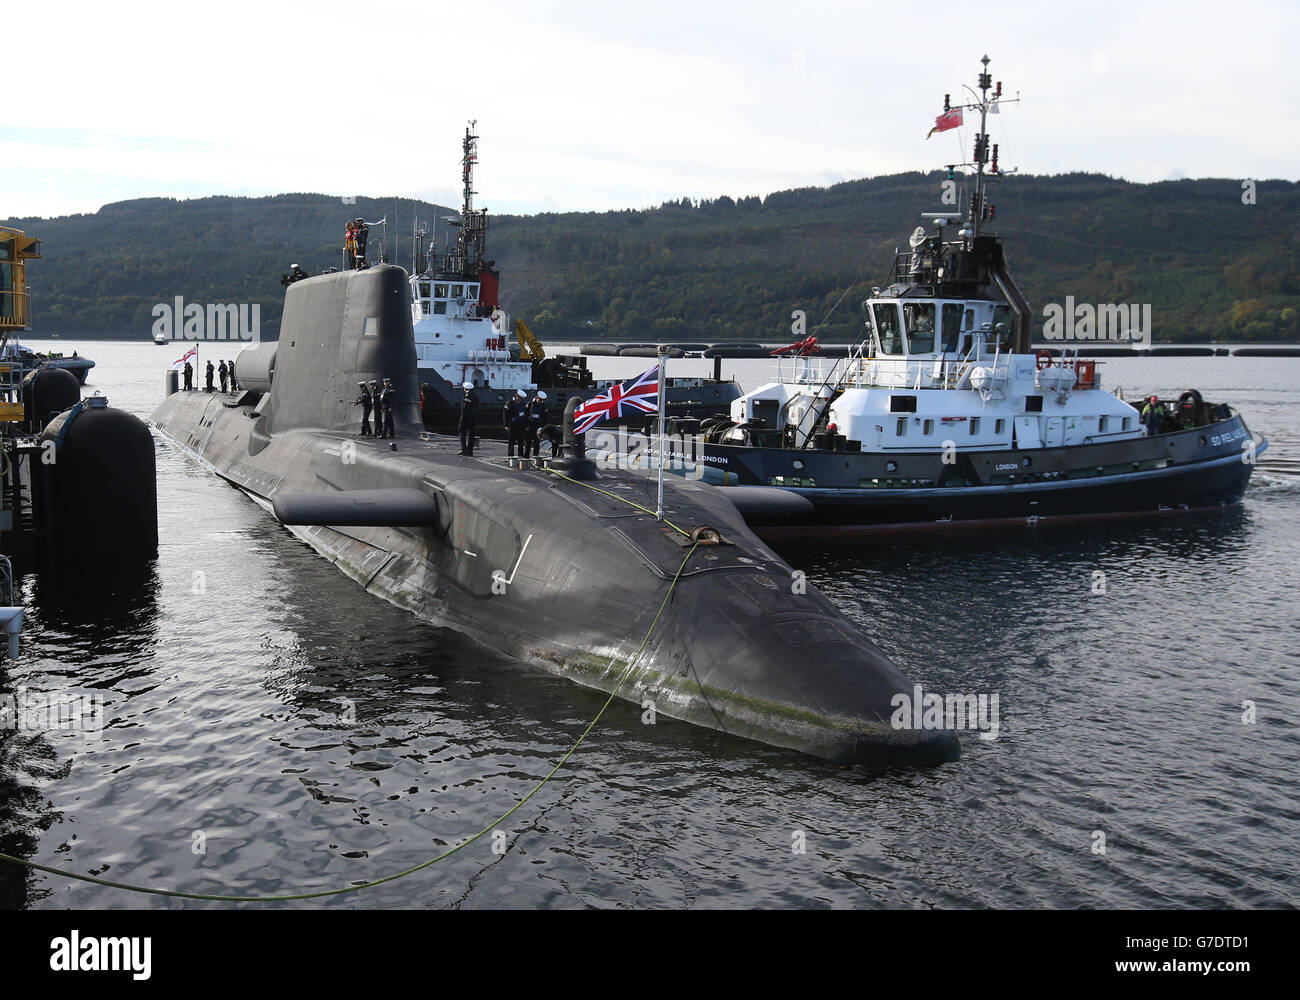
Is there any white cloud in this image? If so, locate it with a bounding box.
[2,0,1296,219]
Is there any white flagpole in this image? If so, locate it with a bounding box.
[656,346,667,521]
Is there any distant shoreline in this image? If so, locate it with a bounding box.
[16,336,1300,364]
[16,335,1300,350]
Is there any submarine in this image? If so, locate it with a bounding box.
[149,263,959,766]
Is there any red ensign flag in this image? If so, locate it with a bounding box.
[927,108,963,139]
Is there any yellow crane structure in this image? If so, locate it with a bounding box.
[0,226,40,423]
[515,318,545,362]
[0,226,41,336]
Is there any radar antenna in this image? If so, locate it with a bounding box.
[941,55,1020,243]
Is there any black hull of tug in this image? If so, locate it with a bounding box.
[690,416,1263,533]
[418,366,740,435]
[150,265,958,767]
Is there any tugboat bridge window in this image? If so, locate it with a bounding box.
[873,303,904,355]
[435,284,449,298]
[903,302,935,354]
[941,303,963,352]
[993,305,1014,350]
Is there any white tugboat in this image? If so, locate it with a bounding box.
[407,123,740,432]
[665,57,1266,532]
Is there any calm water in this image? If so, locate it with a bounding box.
[1,340,1297,909]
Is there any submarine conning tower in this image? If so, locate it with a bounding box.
[239,264,423,436]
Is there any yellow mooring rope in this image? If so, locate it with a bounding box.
[543,466,692,537]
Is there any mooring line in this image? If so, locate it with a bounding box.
[544,466,691,537]
[0,542,700,902]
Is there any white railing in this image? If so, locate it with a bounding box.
[832,335,1021,393]
[776,354,838,385]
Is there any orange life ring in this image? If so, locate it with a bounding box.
[1035,349,1053,371]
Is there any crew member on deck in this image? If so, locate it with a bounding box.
[504,389,528,457]
[525,391,548,459]
[183,360,193,391]
[379,378,396,438]
[1141,395,1163,437]
[205,360,215,392]
[458,381,478,456]
[218,360,229,394]
[354,381,373,437]
[354,220,369,269]
[228,360,238,391]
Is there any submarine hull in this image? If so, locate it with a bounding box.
[152,266,958,766]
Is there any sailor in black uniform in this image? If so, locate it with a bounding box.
[354,220,369,269]
[227,360,238,391]
[205,360,215,392]
[183,360,193,391]
[458,381,478,456]
[354,381,373,437]
[504,389,528,457]
[537,424,563,458]
[379,378,396,438]
[524,391,548,459]
[218,360,229,394]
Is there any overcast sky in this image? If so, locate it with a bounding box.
[3,0,1295,220]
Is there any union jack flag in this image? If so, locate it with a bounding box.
[572,365,660,435]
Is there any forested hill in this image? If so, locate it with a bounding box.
[5,173,1298,343]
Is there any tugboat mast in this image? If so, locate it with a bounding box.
[456,120,487,277]
[970,55,993,240]
[419,121,491,281]
[462,120,477,217]
[945,54,1016,244]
